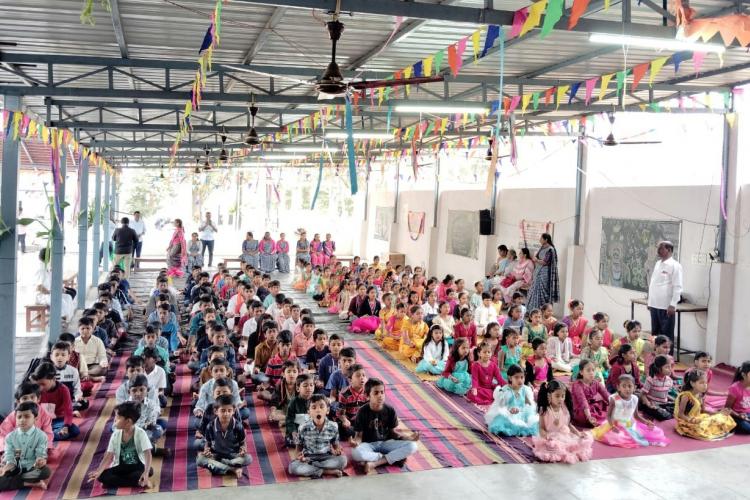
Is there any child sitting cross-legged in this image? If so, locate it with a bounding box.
[317,334,345,394]
[436,338,472,396]
[142,348,169,408]
[31,363,80,441]
[50,341,88,412]
[531,380,593,464]
[305,330,330,371]
[196,394,253,478]
[195,359,249,423]
[0,402,51,492]
[127,375,168,455]
[194,378,236,450]
[639,355,675,421]
[675,370,736,440]
[259,331,297,401]
[269,361,299,426]
[485,364,538,437]
[115,356,160,408]
[351,378,419,473]
[288,395,347,479]
[285,374,316,447]
[0,383,54,456]
[326,347,357,401]
[467,341,504,405]
[415,325,449,376]
[88,402,153,489]
[524,338,553,393]
[74,317,109,382]
[134,325,171,376]
[336,364,368,444]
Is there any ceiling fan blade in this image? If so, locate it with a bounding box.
[349,75,445,90]
[222,65,316,87]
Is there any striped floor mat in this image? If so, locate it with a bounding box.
[9,337,535,499]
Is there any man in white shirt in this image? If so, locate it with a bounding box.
[647,241,683,355]
[198,211,217,267]
[130,211,146,262]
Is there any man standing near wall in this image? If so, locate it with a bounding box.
[112,217,139,278]
[199,211,217,268]
[647,241,683,355]
[130,211,146,266]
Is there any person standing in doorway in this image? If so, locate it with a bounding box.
[648,241,683,356]
[199,212,218,267]
[130,211,146,266]
[16,207,27,253]
[112,217,139,279]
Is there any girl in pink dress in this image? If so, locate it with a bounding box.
[524,338,553,395]
[322,233,336,266]
[571,360,610,427]
[592,374,670,448]
[467,342,504,405]
[561,299,588,355]
[309,233,323,267]
[532,380,593,464]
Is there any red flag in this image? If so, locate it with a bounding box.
[568,0,591,29]
[447,44,459,76]
[631,62,649,91]
[544,87,555,105]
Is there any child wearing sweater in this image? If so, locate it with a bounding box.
[31,363,80,441]
[0,402,51,491]
[0,383,53,453]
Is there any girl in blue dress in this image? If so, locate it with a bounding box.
[436,338,472,395]
[485,364,539,436]
[497,328,523,381]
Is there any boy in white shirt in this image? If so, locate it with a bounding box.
[142,348,168,408]
[474,292,498,336]
[282,304,302,333]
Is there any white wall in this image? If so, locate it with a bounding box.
[361,187,395,261]
[729,184,750,365]
[580,186,719,352]
[390,190,435,271]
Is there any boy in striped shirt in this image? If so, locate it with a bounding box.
[336,364,367,444]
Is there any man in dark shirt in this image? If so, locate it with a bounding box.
[351,378,420,473]
[112,217,139,278]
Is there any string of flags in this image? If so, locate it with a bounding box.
[169,0,228,167]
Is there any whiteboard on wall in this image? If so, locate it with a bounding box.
[374,206,394,241]
[599,217,682,292]
[446,210,479,259]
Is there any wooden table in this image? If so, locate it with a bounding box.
[630,298,708,361]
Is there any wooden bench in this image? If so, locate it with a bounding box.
[133,257,165,272]
[222,258,244,269]
[25,305,48,332]
[337,255,355,266]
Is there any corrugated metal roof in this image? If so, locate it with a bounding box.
[0,0,747,167]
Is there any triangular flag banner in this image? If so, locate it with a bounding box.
[532,92,540,110]
[693,51,706,76]
[726,112,736,128]
[569,0,591,29]
[672,52,686,73]
[540,0,564,38]
[544,87,555,105]
[521,0,547,37]
[447,44,459,76]
[490,100,500,116]
[423,55,434,76]
[631,63,648,91]
[556,85,569,109]
[481,25,501,57]
[199,24,214,54]
[471,30,482,61]
[615,70,627,97]
[413,61,423,77]
[522,94,532,113]
[649,56,669,85]
[511,8,529,38]
[599,73,613,101]
[584,78,597,105]
[568,82,581,104]
[509,95,521,113]
[455,37,468,73]
[434,49,445,73]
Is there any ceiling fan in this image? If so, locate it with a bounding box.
[587,112,662,146]
[225,10,444,99]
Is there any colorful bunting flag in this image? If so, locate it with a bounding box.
[631,63,649,91]
[569,0,591,29]
[568,82,581,103]
[423,55,434,76]
[521,0,548,37]
[556,85,569,109]
[692,51,706,75]
[522,94,532,114]
[471,30,482,61]
[540,0,564,38]
[511,8,529,38]
[649,56,669,85]
[599,73,613,101]
[481,25,501,57]
[447,44,459,76]
[584,78,597,105]
[532,92,540,110]
[615,70,627,97]
[434,49,445,73]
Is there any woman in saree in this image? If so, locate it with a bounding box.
[295,230,310,264]
[322,233,336,266]
[166,219,187,278]
[259,232,276,273]
[527,233,560,312]
[500,248,535,304]
[310,233,323,267]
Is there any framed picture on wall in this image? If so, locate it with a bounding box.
[599,217,682,292]
[519,219,554,254]
[446,210,479,259]
[374,206,394,241]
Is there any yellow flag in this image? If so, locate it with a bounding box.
[556,85,569,110]
[12,112,21,140]
[521,0,548,37]
[604,0,610,9]
[726,112,736,128]
[649,56,669,85]
[28,120,37,138]
[521,94,532,114]
[639,104,647,111]
[440,118,448,134]
[423,55,434,76]
[378,87,385,106]
[184,101,192,117]
[471,30,481,61]
[599,74,613,101]
[403,66,412,95]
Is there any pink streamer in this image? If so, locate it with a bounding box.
[508,95,521,114]
[692,52,706,76]
[584,78,597,105]
[455,37,468,74]
[511,8,529,38]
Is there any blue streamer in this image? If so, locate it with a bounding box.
[481,25,501,58]
[310,155,323,209]
[345,96,358,195]
[495,27,504,139]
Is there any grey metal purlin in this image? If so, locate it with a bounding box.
[717,96,735,262]
[91,166,102,287]
[48,147,67,343]
[77,152,90,310]
[0,94,21,411]
[574,122,588,246]
[102,172,111,273]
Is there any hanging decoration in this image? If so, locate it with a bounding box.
[407,211,426,241]
[80,0,111,25]
[310,155,324,210]
[672,0,750,47]
[344,95,358,196]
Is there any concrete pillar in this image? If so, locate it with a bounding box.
[0,94,21,412]
[77,154,90,310]
[48,147,66,342]
[102,172,111,273]
[91,166,102,287]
